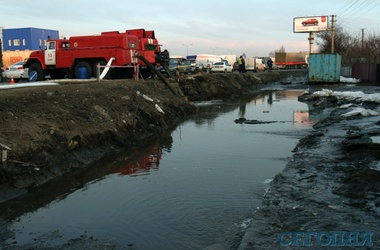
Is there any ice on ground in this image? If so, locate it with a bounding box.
[340,76,361,83]
[312,88,380,117]
[341,107,380,117]
[263,178,273,184]
[0,82,59,90]
[235,218,252,231]
[312,89,380,103]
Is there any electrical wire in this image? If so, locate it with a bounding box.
[335,0,359,16]
[333,0,379,34]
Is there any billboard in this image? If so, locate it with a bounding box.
[293,16,329,33]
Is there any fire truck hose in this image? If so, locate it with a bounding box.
[99,57,115,80]
[135,53,185,98]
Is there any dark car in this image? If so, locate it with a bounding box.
[233,62,239,72]
[158,58,192,76]
[167,59,192,75]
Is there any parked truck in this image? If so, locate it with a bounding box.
[24,28,169,81]
[274,52,308,69]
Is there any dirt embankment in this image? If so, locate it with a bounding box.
[0,71,287,195]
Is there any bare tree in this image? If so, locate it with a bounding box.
[277,45,285,53]
[363,32,380,64]
[316,25,380,65]
[269,45,285,57]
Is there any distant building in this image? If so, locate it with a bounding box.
[2,27,59,51]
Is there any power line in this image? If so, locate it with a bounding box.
[333,0,379,34]
[339,0,374,19]
[336,0,359,15]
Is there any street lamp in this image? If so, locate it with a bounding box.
[210,47,218,54]
[182,43,193,56]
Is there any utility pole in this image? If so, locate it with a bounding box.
[361,28,365,50]
[331,15,336,53]
[308,32,314,54]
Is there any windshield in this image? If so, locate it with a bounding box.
[169,59,180,65]
[145,44,157,51]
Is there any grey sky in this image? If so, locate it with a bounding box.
[1,0,379,57]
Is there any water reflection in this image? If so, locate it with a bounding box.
[233,90,316,127]
[239,103,246,118]
[0,133,173,221]
[115,145,162,176]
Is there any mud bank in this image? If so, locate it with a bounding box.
[238,86,380,249]
[0,71,290,201]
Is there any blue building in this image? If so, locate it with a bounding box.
[2,27,59,51]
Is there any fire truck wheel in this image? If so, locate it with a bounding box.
[28,63,45,82]
[75,61,92,79]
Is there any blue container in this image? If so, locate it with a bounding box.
[77,67,89,79]
[308,53,341,83]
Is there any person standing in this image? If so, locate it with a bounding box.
[267,58,273,70]
[237,56,243,73]
[241,56,246,73]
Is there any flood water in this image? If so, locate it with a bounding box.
[3,87,316,249]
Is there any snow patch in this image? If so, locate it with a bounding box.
[341,107,380,117]
[236,218,252,231]
[340,76,361,83]
[312,89,380,103]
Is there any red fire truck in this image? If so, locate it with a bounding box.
[24,28,169,81]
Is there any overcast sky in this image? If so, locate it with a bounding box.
[1,0,379,57]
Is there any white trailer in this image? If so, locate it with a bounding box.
[194,54,223,68]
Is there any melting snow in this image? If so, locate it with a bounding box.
[340,76,361,83]
[312,88,380,117]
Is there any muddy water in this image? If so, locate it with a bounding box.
[3,88,315,249]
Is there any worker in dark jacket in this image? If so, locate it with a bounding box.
[241,56,246,73]
[267,58,273,70]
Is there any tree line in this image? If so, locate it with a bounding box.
[271,26,379,67]
[316,26,380,66]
